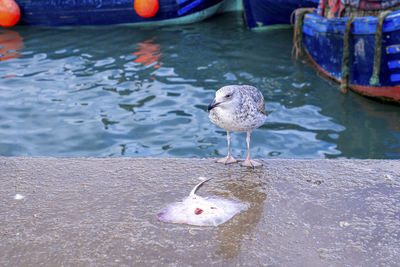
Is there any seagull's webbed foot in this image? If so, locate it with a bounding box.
[241,158,263,168]
[216,155,238,165]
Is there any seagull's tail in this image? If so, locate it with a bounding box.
[189,178,212,197]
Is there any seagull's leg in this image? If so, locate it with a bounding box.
[216,131,237,164]
[241,131,263,168]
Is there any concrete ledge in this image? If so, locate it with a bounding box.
[1,157,399,265]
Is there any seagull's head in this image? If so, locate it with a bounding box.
[207,86,240,111]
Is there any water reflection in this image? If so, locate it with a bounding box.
[335,95,400,158]
[133,38,161,68]
[212,169,267,259]
[0,30,24,62]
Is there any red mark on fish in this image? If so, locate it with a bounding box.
[194,208,203,215]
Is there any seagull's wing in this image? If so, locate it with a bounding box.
[240,85,265,115]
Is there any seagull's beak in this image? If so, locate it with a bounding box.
[207,99,219,111]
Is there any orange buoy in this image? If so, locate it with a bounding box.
[0,0,20,27]
[134,0,159,18]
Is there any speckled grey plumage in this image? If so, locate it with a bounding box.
[208,85,266,132]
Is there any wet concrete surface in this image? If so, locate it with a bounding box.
[0,157,399,266]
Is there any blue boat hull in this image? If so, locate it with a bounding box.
[243,0,318,28]
[302,10,400,103]
[14,0,223,26]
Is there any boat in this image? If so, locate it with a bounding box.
[296,8,400,103]
[243,0,319,28]
[13,0,224,26]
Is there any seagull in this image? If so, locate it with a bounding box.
[208,85,266,168]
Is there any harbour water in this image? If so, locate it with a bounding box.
[0,12,399,158]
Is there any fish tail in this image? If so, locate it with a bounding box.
[189,178,212,197]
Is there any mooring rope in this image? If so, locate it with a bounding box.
[369,10,393,86]
[340,16,356,94]
[292,8,314,60]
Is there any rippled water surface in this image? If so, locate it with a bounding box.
[0,12,399,158]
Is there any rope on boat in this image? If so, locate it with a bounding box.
[369,10,393,86]
[340,16,356,94]
[292,8,314,60]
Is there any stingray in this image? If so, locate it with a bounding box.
[157,178,247,226]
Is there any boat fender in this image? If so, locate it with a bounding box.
[0,0,20,27]
[134,0,159,18]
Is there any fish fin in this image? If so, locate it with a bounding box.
[189,178,212,197]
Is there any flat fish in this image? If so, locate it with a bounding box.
[157,178,247,226]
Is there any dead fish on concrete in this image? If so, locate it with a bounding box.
[157,178,247,226]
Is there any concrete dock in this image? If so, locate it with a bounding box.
[1,157,399,266]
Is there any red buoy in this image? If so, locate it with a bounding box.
[0,0,20,27]
[134,0,159,18]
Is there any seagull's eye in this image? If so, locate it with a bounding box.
[225,94,232,98]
